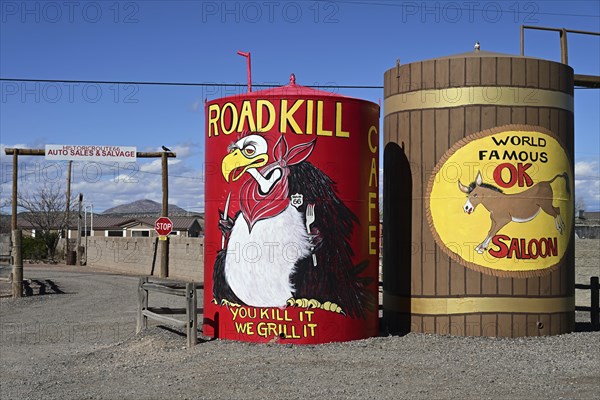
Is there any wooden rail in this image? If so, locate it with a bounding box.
[575,276,599,329]
[136,277,203,348]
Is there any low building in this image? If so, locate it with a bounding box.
[17,214,203,239]
[92,216,202,238]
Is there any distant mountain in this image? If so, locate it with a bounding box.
[102,199,190,216]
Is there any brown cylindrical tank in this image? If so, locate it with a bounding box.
[383,50,575,337]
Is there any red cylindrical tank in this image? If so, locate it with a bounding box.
[203,75,380,344]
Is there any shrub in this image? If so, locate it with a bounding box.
[22,236,48,260]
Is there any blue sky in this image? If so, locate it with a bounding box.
[1,0,599,212]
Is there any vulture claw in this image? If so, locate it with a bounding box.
[285,297,345,314]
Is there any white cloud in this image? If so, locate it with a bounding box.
[147,142,201,160]
[139,158,165,173]
[3,140,596,214]
[0,141,206,214]
[575,160,599,178]
[171,144,196,159]
[574,160,600,211]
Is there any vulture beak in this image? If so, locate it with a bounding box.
[222,149,269,182]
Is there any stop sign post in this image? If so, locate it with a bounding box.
[155,217,173,238]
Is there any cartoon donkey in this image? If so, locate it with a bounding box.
[458,171,569,254]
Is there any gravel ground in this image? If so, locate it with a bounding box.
[0,240,598,400]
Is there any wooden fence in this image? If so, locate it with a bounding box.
[136,277,203,348]
[575,276,599,329]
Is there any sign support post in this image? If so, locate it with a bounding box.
[76,193,83,266]
[65,161,72,261]
[161,151,169,278]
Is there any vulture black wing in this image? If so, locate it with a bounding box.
[212,211,244,306]
[287,161,375,319]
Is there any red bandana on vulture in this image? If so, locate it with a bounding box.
[240,136,316,230]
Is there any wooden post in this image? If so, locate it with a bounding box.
[11,150,17,230]
[11,230,23,298]
[65,160,72,259]
[160,151,169,278]
[136,277,149,333]
[591,276,599,329]
[186,282,197,347]
[11,150,23,298]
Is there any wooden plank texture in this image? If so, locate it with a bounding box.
[422,108,437,296]
[383,56,574,338]
[410,110,423,296]
[449,107,465,296]
[481,58,496,86]
[465,58,481,86]
[449,58,465,87]
[435,108,451,297]
[142,309,187,328]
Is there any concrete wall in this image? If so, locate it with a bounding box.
[0,234,11,261]
[85,237,203,281]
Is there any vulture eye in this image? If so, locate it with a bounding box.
[473,194,478,198]
[243,145,256,157]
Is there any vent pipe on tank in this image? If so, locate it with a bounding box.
[237,50,252,92]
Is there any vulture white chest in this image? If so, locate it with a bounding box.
[224,205,312,307]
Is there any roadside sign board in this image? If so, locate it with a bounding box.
[45,144,137,162]
[155,217,173,237]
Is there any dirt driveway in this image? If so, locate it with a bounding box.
[1,242,599,400]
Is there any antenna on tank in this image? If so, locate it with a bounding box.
[237,50,252,92]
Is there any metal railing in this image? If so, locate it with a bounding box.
[575,276,599,329]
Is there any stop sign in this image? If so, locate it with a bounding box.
[155,217,173,236]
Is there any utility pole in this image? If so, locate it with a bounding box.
[76,193,83,266]
[160,151,169,278]
[84,203,93,265]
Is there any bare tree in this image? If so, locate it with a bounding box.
[17,184,76,259]
[0,196,11,234]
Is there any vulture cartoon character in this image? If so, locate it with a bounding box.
[213,132,373,318]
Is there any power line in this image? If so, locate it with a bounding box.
[332,0,600,18]
[1,77,595,90]
[0,159,204,181]
[0,78,382,90]
[93,160,204,180]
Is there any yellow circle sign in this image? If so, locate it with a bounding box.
[426,125,573,278]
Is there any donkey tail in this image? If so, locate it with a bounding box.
[549,172,570,196]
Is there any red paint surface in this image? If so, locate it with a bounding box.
[154,217,173,236]
[203,81,380,344]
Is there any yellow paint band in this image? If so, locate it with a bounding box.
[384,86,574,114]
[383,293,575,315]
